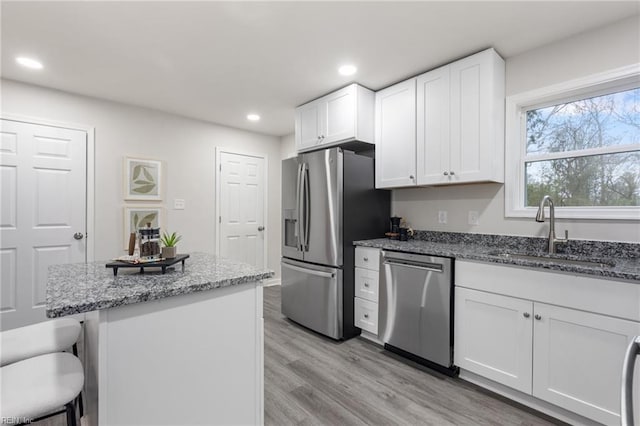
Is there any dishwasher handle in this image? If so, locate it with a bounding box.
[621,335,640,426]
[383,258,443,273]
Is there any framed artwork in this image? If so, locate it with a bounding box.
[123,206,164,249]
[124,157,162,201]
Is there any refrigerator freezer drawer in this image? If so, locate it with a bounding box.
[281,259,343,340]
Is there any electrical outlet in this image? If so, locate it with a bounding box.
[438,210,448,224]
[468,210,479,226]
[174,199,186,210]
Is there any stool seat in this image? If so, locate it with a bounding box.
[0,352,84,421]
[0,318,81,366]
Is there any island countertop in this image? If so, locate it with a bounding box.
[46,252,274,318]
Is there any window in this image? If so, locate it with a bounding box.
[505,66,640,220]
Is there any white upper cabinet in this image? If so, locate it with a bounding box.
[374,79,417,188]
[295,84,374,152]
[377,48,505,188]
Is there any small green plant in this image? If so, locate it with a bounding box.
[160,232,182,247]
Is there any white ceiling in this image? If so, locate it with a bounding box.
[1,1,638,137]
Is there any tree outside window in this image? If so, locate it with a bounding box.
[524,87,640,207]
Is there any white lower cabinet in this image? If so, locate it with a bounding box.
[455,286,640,425]
[354,297,378,334]
[354,247,381,337]
[455,288,533,394]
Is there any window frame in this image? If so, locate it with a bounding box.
[505,64,640,220]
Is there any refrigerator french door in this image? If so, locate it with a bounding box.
[282,149,341,267]
[281,147,390,340]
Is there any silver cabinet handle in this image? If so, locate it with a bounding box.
[621,335,640,426]
[257,226,265,231]
[450,171,455,175]
[364,314,369,319]
[534,314,542,320]
[73,232,84,240]
[409,175,414,180]
[363,257,368,262]
[523,312,530,318]
[443,171,449,176]
[364,282,370,288]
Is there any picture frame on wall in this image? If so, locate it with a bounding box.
[124,157,163,201]
[123,206,164,249]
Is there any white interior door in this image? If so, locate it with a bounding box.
[217,151,266,268]
[0,119,87,330]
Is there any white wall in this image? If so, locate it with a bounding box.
[280,133,296,160]
[393,16,640,242]
[1,79,283,275]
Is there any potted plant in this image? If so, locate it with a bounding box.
[160,231,181,259]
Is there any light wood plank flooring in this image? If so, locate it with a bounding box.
[264,285,562,426]
[34,285,563,425]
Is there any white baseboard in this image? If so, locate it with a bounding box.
[262,278,281,287]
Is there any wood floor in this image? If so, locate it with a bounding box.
[35,285,562,426]
[264,285,561,426]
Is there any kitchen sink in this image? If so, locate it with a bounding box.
[488,252,616,268]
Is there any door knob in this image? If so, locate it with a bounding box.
[257,226,265,231]
[523,312,530,318]
[450,171,455,175]
[73,232,84,240]
[443,171,449,176]
[534,314,542,320]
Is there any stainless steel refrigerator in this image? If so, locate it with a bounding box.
[281,147,390,340]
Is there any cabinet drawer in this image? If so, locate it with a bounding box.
[355,267,379,303]
[355,247,380,271]
[354,297,378,334]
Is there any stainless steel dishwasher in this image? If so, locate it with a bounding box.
[379,250,457,376]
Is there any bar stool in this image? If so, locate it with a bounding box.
[0,352,84,426]
[1,318,81,366]
[1,318,84,416]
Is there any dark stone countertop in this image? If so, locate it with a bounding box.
[46,252,275,318]
[354,231,640,282]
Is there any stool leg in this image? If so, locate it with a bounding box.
[65,402,77,426]
[72,343,84,417]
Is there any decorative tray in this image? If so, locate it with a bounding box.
[105,254,190,276]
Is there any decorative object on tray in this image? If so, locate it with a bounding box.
[124,157,163,201]
[123,206,163,249]
[139,224,162,260]
[106,254,190,276]
[160,231,182,259]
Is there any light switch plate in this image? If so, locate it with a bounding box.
[174,199,186,210]
[438,210,448,224]
[468,210,479,226]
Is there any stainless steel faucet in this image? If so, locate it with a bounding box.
[535,195,569,254]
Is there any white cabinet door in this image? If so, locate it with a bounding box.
[449,49,504,183]
[375,79,416,188]
[322,86,355,145]
[295,102,321,151]
[455,287,533,394]
[533,303,640,426]
[416,65,450,185]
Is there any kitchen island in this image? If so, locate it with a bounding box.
[46,252,274,426]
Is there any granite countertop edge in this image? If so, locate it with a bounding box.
[46,253,275,318]
[353,239,640,282]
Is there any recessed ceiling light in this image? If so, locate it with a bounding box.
[16,56,43,70]
[338,64,357,76]
[247,114,260,122]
